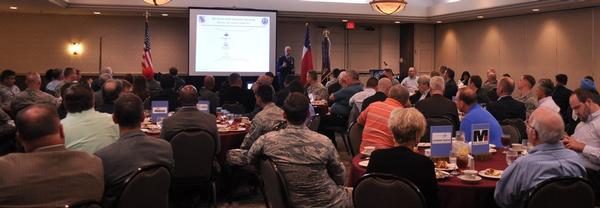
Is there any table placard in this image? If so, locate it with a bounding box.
[197,100,210,113]
[430,125,453,157]
[151,101,169,122]
[471,123,490,155]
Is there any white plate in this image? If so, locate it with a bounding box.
[457,175,482,184]
[218,127,247,132]
[478,170,503,179]
[141,128,161,134]
[490,144,496,149]
[435,170,451,180]
[489,149,497,154]
[217,124,228,128]
[358,160,369,167]
[418,142,431,148]
[435,163,458,171]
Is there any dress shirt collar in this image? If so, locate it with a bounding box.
[587,110,600,123]
[65,108,97,119]
[120,129,146,141]
[497,95,511,101]
[529,142,565,154]
[32,144,65,152]
[539,96,553,105]
[467,104,483,114]
[384,98,402,107]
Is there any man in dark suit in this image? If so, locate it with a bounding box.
[276,46,295,88]
[160,85,219,151]
[96,79,123,114]
[486,77,527,121]
[219,73,256,113]
[199,75,219,115]
[95,93,174,208]
[443,68,458,100]
[553,74,574,125]
[410,75,431,105]
[415,76,460,129]
[0,104,103,207]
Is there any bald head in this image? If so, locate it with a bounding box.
[179,85,199,106]
[497,77,515,96]
[26,72,42,89]
[204,75,215,90]
[529,107,564,144]
[257,75,273,87]
[15,104,61,143]
[388,85,410,105]
[377,78,393,95]
[103,80,123,103]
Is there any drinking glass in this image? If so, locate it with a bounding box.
[449,156,459,175]
[227,114,235,126]
[156,117,164,129]
[501,134,512,153]
[506,150,518,166]
[455,131,465,142]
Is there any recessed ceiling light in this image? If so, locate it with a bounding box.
[9,6,18,10]
[162,13,169,16]
[342,19,348,22]
[477,15,484,19]
[436,20,443,24]
[93,11,101,15]
[532,8,540,12]
[448,0,460,2]
[394,21,401,24]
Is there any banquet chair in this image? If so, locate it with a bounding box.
[501,125,521,144]
[353,173,426,208]
[347,103,360,127]
[422,117,455,143]
[169,129,218,207]
[524,177,594,208]
[222,103,246,114]
[116,165,171,208]
[501,118,527,142]
[347,122,363,157]
[308,114,321,132]
[257,156,292,208]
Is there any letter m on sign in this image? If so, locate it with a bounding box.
[473,129,489,142]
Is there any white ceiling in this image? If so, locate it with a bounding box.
[1,0,600,23]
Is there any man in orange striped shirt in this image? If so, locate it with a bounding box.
[357,85,410,152]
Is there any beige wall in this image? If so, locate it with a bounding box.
[0,13,401,79]
[435,7,600,90]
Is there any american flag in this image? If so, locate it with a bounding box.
[300,23,313,84]
[141,12,154,80]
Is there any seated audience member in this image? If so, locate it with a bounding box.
[306,70,329,101]
[358,85,409,152]
[495,108,586,208]
[562,89,600,170]
[483,69,498,97]
[91,67,113,92]
[486,77,527,121]
[383,68,400,85]
[149,74,179,112]
[553,74,574,125]
[219,73,255,113]
[536,78,560,113]
[456,87,503,147]
[0,104,103,207]
[515,75,538,118]
[443,68,458,100]
[362,78,393,111]
[61,84,118,154]
[45,68,63,95]
[238,85,284,150]
[96,79,123,114]
[409,75,431,105]
[400,67,419,93]
[330,70,363,117]
[468,75,490,105]
[95,93,174,208]
[0,109,16,155]
[248,75,276,118]
[228,93,352,208]
[199,75,219,115]
[580,78,599,95]
[160,85,219,149]
[11,72,57,116]
[121,79,133,94]
[350,77,377,110]
[327,69,344,94]
[276,75,299,106]
[169,67,185,91]
[132,75,150,103]
[366,108,440,208]
[0,69,21,111]
[415,76,460,129]
[460,71,471,87]
[93,73,113,108]
[430,71,441,77]
[146,73,162,96]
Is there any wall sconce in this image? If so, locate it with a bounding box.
[68,42,82,55]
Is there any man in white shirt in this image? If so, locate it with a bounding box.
[563,88,600,170]
[349,77,377,111]
[536,78,560,113]
[400,67,419,94]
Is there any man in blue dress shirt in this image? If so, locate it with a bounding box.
[455,87,503,147]
[494,107,586,208]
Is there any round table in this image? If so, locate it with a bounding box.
[350,150,508,208]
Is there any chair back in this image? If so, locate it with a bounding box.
[170,129,216,180]
[347,122,363,157]
[347,103,360,127]
[354,173,426,208]
[308,114,321,131]
[501,118,527,142]
[525,177,595,208]
[116,165,171,208]
[422,117,454,142]
[222,103,246,114]
[258,156,292,208]
[501,125,520,144]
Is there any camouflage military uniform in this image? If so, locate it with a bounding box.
[0,110,15,137]
[0,85,20,110]
[307,82,328,101]
[239,102,285,150]
[516,91,538,119]
[228,124,353,208]
[10,89,57,115]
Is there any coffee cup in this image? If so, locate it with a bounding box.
[511,143,523,152]
[463,170,478,179]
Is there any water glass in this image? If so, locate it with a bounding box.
[506,150,518,165]
[455,131,465,142]
[449,156,459,175]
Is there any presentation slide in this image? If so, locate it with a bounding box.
[189,9,277,76]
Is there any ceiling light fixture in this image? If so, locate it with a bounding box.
[9,6,18,10]
[162,13,169,16]
[342,19,349,22]
[447,0,460,2]
[532,8,540,12]
[477,15,484,19]
[369,0,407,15]
[143,0,172,6]
[394,21,401,24]
[436,20,443,23]
[93,11,101,15]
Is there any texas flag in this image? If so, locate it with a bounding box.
[300,23,313,84]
